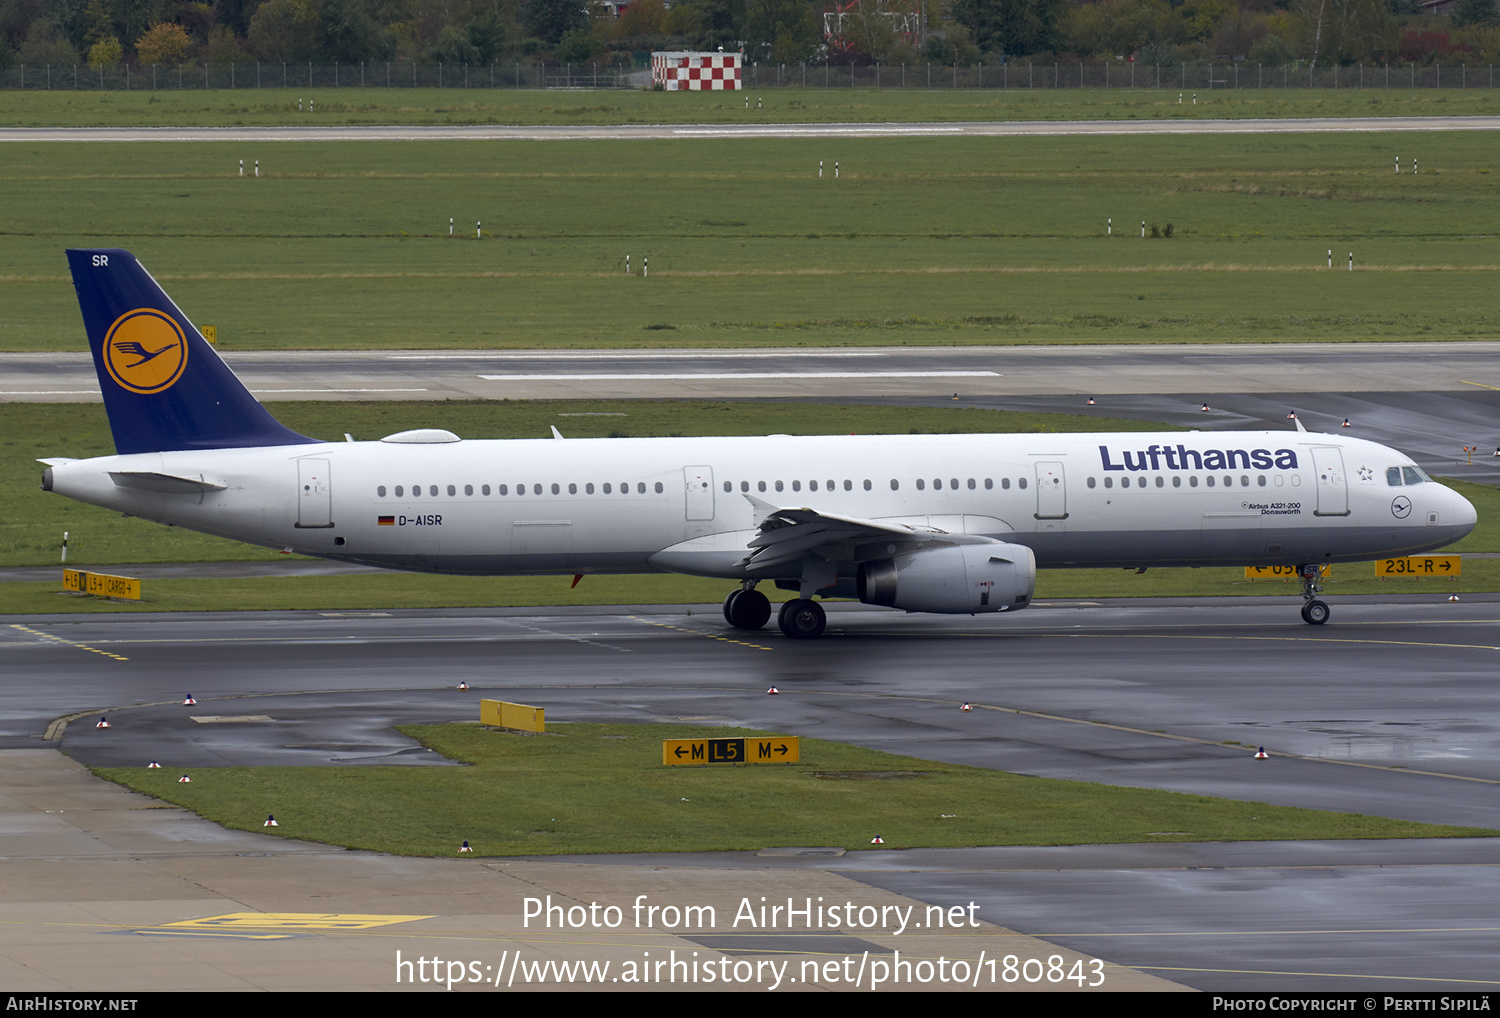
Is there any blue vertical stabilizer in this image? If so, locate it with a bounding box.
[66,248,318,454]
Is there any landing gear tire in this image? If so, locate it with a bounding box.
[1296,563,1330,625]
[777,598,826,639]
[724,589,771,630]
[1301,599,1330,625]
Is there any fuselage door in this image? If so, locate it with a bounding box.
[296,457,332,528]
[1312,447,1350,517]
[684,466,715,521]
[1034,461,1068,520]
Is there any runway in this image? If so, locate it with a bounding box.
[8,343,1498,402]
[4,598,1500,991]
[4,116,1500,142]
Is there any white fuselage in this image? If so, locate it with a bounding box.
[45,430,1476,579]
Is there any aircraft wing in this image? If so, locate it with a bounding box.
[738,494,944,573]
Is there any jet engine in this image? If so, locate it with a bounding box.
[857,542,1036,614]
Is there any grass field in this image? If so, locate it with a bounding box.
[92,722,1498,856]
[2,130,1497,350]
[5,86,1500,128]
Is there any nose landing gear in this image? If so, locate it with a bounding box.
[1298,563,1330,625]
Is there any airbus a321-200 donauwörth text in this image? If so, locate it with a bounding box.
[41,249,1477,639]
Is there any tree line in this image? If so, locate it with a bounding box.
[2,0,1496,75]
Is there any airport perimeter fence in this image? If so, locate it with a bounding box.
[0,60,1496,92]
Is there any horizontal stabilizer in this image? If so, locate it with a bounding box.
[109,470,229,494]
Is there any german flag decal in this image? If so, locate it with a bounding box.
[378,516,395,526]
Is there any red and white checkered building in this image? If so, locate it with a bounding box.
[651,51,741,91]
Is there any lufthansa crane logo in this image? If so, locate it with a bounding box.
[102,309,188,394]
[1392,496,1413,519]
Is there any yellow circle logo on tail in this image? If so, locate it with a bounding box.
[103,309,188,394]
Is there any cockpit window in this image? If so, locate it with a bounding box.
[1388,465,1431,486]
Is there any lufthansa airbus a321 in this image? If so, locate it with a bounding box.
[40,249,1477,638]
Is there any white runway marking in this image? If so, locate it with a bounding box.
[390,351,887,360]
[478,371,1001,381]
[250,387,430,393]
[672,126,967,136]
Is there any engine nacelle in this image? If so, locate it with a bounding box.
[857,542,1036,614]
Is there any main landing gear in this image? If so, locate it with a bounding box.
[723,586,771,631]
[777,598,826,640]
[722,585,826,639]
[1298,563,1330,625]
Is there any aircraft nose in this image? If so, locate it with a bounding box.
[1450,486,1478,532]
